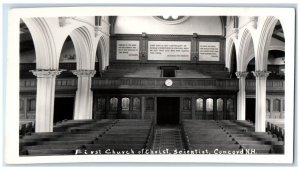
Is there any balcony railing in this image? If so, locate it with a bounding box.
[20,78,77,92]
[19,78,284,92]
[92,78,239,91]
[245,79,285,92]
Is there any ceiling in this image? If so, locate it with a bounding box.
[19,18,285,54]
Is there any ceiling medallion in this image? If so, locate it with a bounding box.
[153,16,190,25]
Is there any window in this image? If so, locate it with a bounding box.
[206,98,213,112]
[122,98,130,111]
[110,97,118,111]
[217,98,223,112]
[146,97,154,111]
[266,99,270,112]
[183,98,191,111]
[196,98,203,111]
[283,99,285,111]
[273,99,281,112]
[28,98,36,112]
[227,99,234,112]
[133,97,141,111]
[97,98,106,111]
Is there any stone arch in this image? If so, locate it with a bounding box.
[243,40,255,71]
[95,35,109,71]
[226,38,238,72]
[22,18,58,69]
[256,16,280,71]
[69,26,94,70]
[238,28,255,71]
[219,16,226,36]
[268,46,285,52]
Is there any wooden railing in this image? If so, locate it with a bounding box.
[266,120,285,141]
[20,78,77,91]
[92,78,239,91]
[19,78,284,92]
[245,79,285,92]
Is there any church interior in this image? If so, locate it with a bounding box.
[18,16,285,155]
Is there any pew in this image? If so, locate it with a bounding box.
[182,120,284,154]
[20,119,153,156]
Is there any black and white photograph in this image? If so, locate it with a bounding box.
[3,6,296,164]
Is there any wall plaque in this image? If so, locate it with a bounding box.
[116,40,140,60]
[148,41,191,60]
[199,41,220,61]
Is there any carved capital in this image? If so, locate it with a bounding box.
[94,26,102,37]
[71,70,96,77]
[233,28,239,39]
[249,16,258,29]
[235,71,248,78]
[30,69,62,78]
[252,70,270,78]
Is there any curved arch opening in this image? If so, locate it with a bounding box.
[94,37,107,77]
[20,19,37,122]
[20,19,36,79]
[229,44,237,78]
[57,36,77,78]
[267,21,285,80]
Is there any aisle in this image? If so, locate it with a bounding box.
[152,125,185,154]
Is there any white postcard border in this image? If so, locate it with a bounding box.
[5,7,295,164]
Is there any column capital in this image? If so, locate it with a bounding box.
[252,70,270,78]
[249,16,258,29]
[71,70,96,77]
[232,28,239,39]
[30,69,62,78]
[95,26,102,37]
[235,71,248,79]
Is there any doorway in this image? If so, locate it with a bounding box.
[54,97,74,123]
[246,98,256,123]
[157,97,180,125]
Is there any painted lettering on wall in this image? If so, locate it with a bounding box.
[116,40,140,60]
[199,42,220,61]
[148,41,191,61]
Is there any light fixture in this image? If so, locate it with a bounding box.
[153,16,190,25]
[172,15,179,19]
[163,15,170,19]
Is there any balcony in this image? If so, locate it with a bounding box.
[92,78,239,91]
[19,78,284,93]
[245,79,285,92]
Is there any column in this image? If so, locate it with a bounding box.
[31,70,61,132]
[253,71,270,132]
[236,71,248,120]
[71,70,96,120]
